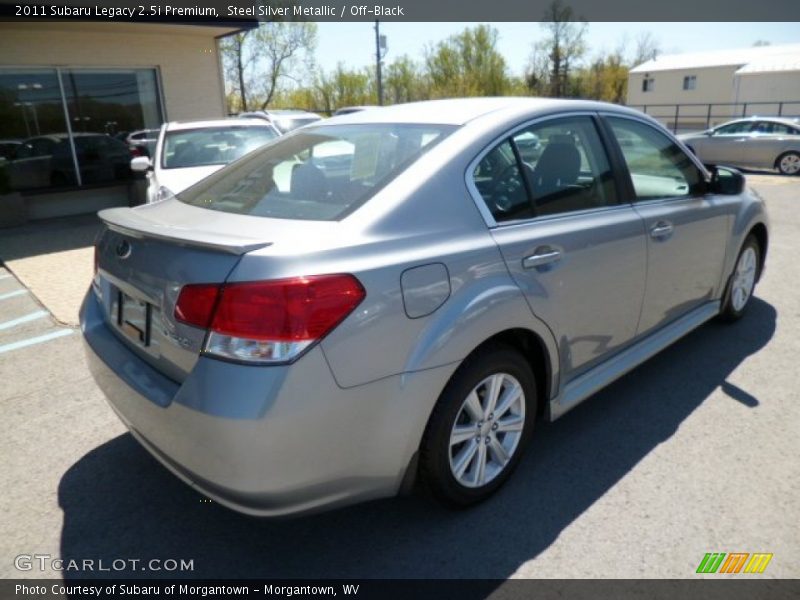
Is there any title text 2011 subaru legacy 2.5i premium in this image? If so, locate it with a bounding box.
[81,98,768,517]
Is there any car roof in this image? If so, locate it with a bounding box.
[267,110,320,117]
[324,97,644,126]
[165,118,278,131]
[722,116,800,126]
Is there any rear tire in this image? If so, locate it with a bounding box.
[719,235,760,322]
[419,344,537,507]
[776,151,800,176]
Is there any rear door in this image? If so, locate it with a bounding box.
[740,120,799,169]
[604,115,730,336]
[471,114,647,381]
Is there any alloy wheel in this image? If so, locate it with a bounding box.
[731,246,757,312]
[448,372,525,488]
[779,153,800,175]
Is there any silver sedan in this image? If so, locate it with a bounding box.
[82,98,769,517]
[679,117,800,175]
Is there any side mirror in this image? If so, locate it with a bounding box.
[705,129,714,136]
[709,165,745,195]
[130,156,152,172]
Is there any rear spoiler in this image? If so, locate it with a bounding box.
[98,208,272,255]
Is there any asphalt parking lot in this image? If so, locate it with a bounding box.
[0,173,798,581]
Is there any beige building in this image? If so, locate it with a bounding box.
[0,21,251,220]
[627,43,800,132]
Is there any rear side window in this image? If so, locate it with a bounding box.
[177,124,454,221]
[608,117,704,201]
[472,116,618,223]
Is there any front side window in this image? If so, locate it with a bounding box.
[608,117,704,201]
[178,123,453,221]
[472,116,617,223]
[714,121,752,135]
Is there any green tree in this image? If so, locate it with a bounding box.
[424,25,511,97]
[384,55,428,104]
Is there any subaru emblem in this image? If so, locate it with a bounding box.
[115,240,132,259]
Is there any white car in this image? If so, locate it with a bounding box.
[131,118,280,203]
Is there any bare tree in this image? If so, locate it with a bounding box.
[252,22,317,110]
[631,32,661,67]
[219,31,254,112]
[219,22,317,113]
[528,0,588,97]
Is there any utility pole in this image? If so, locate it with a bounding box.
[374,20,387,105]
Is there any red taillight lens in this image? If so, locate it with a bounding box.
[212,275,364,341]
[175,274,365,343]
[174,284,221,329]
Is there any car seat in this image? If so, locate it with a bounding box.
[290,162,327,199]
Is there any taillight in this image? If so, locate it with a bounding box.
[174,274,365,363]
[174,284,220,329]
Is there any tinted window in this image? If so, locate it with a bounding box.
[473,140,530,221]
[163,126,279,169]
[753,121,798,135]
[608,117,704,201]
[714,121,751,135]
[473,116,617,223]
[177,123,453,221]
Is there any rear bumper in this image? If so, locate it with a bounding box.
[80,289,456,517]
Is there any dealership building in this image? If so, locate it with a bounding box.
[627,43,800,132]
[0,19,251,222]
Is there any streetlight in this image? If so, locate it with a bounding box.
[374,21,388,106]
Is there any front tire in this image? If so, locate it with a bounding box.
[419,344,537,507]
[719,235,760,321]
[776,151,800,176]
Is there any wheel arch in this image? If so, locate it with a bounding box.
[748,222,768,281]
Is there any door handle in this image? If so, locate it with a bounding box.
[522,248,562,269]
[650,221,674,239]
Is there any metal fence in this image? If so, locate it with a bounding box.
[626,101,800,134]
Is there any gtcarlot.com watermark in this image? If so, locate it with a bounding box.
[14,553,194,573]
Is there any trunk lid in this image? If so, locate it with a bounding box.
[95,202,274,382]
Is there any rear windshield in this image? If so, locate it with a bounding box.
[163,126,279,169]
[176,123,455,221]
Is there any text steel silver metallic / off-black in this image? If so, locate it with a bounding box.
[81,98,769,516]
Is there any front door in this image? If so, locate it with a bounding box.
[605,116,730,336]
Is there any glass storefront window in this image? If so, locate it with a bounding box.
[0,68,76,192]
[0,67,163,194]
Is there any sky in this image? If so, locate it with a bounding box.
[314,22,800,76]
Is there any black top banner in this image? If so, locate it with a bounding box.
[2,0,800,22]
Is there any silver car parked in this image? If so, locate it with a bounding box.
[679,116,800,175]
[81,98,769,517]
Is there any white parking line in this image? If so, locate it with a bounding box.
[0,274,13,281]
[0,310,49,331]
[0,329,74,354]
[0,290,28,301]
